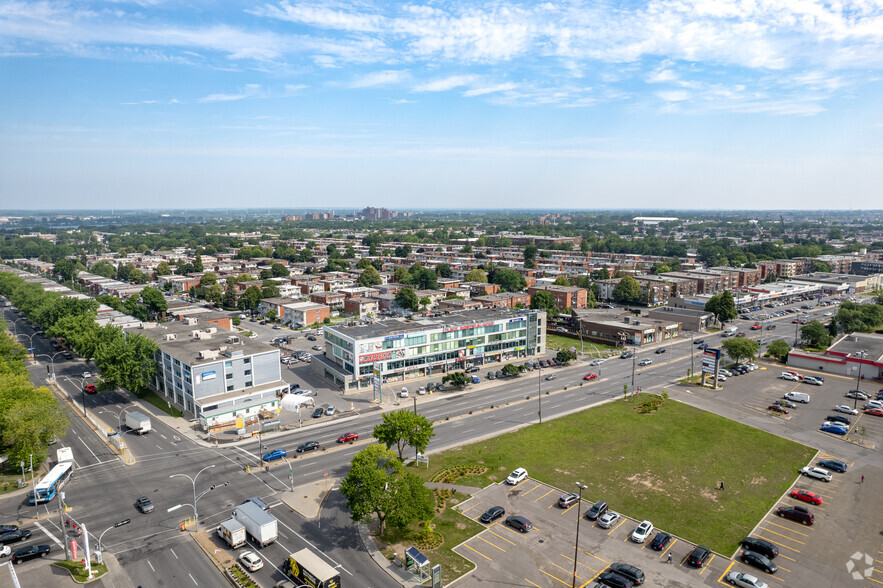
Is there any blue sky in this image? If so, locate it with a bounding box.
[1,0,881,211]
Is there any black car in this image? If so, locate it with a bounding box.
[311,407,324,418]
[607,563,644,585]
[620,351,633,359]
[307,335,317,341]
[741,537,778,559]
[649,531,671,551]
[655,348,666,354]
[597,571,634,588]
[585,500,608,520]
[135,496,154,513]
[479,506,505,524]
[694,339,704,345]
[740,550,778,574]
[0,530,32,544]
[687,545,711,567]
[0,525,18,534]
[826,414,851,425]
[11,544,50,565]
[776,505,814,525]
[296,441,320,453]
[465,367,479,373]
[818,458,848,473]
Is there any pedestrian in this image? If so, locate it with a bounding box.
[667,552,672,564]
[861,474,864,484]
[719,481,725,490]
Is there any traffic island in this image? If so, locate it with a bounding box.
[279,478,335,519]
[52,560,108,583]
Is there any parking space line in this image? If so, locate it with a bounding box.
[462,544,492,561]
[524,579,543,588]
[521,483,542,496]
[559,553,599,575]
[699,554,716,575]
[487,528,516,545]
[717,561,736,584]
[764,519,812,537]
[758,526,807,544]
[607,518,627,536]
[477,536,506,552]
[548,560,579,577]
[539,568,571,586]
[867,577,883,586]
[581,549,609,566]
[561,502,580,514]
[659,538,678,558]
[534,488,555,502]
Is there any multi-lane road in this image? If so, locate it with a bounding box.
[0,297,846,586]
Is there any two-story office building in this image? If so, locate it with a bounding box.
[135,321,288,431]
[311,308,547,391]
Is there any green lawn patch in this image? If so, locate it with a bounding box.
[545,334,617,355]
[420,395,814,554]
[137,390,183,418]
[53,560,108,582]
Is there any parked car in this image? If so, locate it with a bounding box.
[789,489,822,505]
[590,359,606,366]
[606,563,644,585]
[821,424,848,435]
[136,496,154,513]
[487,372,496,380]
[0,545,9,558]
[325,405,336,416]
[803,376,823,386]
[687,545,712,567]
[596,572,634,588]
[598,511,621,529]
[471,376,481,384]
[776,505,814,525]
[817,458,847,472]
[505,515,532,533]
[239,551,264,571]
[845,390,869,400]
[307,335,317,341]
[825,414,850,426]
[558,493,580,508]
[630,521,653,544]
[777,399,796,409]
[740,537,778,559]
[865,407,883,416]
[649,531,671,551]
[780,372,799,381]
[767,403,789,414]
[263,449,287,461]
[337,432,358,443]
[800,466,832,481]
[296,441,320,453]
[479,506,505,524]
[740,550,778,574]
[585,500,608,521]
[725,572,768,588]
[84,384,97,394]
[833,405,859,415]
[505,468,528,485]
[10,545,50,565]
[864,399,883,410]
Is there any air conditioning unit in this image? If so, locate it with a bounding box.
[162,333,177,341]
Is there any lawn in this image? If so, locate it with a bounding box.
[545,333,618,356]
[417,395,814,554]
[137,389,183,417]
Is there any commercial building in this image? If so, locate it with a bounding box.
[136,321,287,431]
[311,308,547,391]
[787,333,883,380]
[573,314,681,348]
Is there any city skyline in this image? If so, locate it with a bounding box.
[1,0,881,210]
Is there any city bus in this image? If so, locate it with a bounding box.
[28,461,74,505]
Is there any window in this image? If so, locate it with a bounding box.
[226,373,233,380]
[244,358,251,364]
[244,369,251,376]
[245,381,253,388]
[227,385,234,391]
[225,361,233,367]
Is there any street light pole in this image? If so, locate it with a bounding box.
[853,350,866,410]
[170,464,216,532]
[571,482,588,588]
[96,518,131,561]
[537,364,543,424]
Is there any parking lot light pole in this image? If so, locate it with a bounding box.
[571,482,588,588]
[853,350,866,410]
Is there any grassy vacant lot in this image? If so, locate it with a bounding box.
[418,395,814,554]
[545,333,617,355]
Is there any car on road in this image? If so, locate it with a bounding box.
[590,359,606,366]
[10,545,50,565]
[479,506,505,524]
[0,530,31,545]
[767,404,788,414]
[598,511,621,529]
[821,424,848,435]
[698,343,709,350]
[83,384,97,394]
[606,563,644,585]
[262,449,287,461]
[471,376,481,384]
[638,359,652,366]
[800,466,832,481]
[833,405,859,415]
[337,432,358,443]
[620,351,633,359]
[505,515,532,533]
[776,505,814,525]
[694,339,704,345]
[63,351,74,359]
[311,345,322,351]
[505,468,528,485]
[865,407,883,416]
[325,405,336,416]
[725,572,768,588]
[583,373,598,380]
[845,390,869,400]
[558,493,580,508]
[649,531,671,551]
[740,537,778,559]
[789,489,822,505]
[687,545,711,567]
[135,496,154,513]
[465,367,479,373]
[545,374,556,380]
[654,348,666,354]
[630,520,653,543]
[585,500,608,520]
[740,550,778,574]
[0,526,17,535]
[296,441,320,453]
[239,551,264,571]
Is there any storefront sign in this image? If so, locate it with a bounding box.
[384,334,405,341]
[201,370,216,380]
[444,321,496,333]
[361,351,392,363]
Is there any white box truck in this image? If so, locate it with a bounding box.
[232,501,278,547]
[216,518,247,549]
[125,411,152,434]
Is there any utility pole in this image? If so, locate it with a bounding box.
[690,332,694,377]
[537,364,543,424]
[57,490,70,560]
[631,353,636,389]
[413,395,419,463]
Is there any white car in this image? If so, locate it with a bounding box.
[590,359,605,366]
[833,405,859,415]
[865,399,883,410]
[597,511,621,529]
[505,468,528,485]
[726,571,768,588]
[716,374,727,381]
[239,551,264,572]
[780,372,798,381]
[0,545,10,558]
[823,421,849,430]
[630,520,653,543]
[638,359,652,366]
[399,388,409,398]
[802,376,823,386]
[417,387,426,395]
[800,466,832,482]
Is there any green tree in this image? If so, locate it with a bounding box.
[580,238,590,254]
[239,285,263,311]
[556,349,577,365]
[224,281,238,309]
[721,338,759,363]
[436,264,452,278]
[464,269,488,283]
[767,339,791,362]
[356,257,374,270]
[395,287,419,311]
[261,281,281,299]
[492,268,526,292]
[155,261,171,276]
[704,290,738,323]
[801,321,833,349]
[0,386,69,467]
[271,263,289,277]
[393,267,412,284]
[200,272,218,287]
[140,286,168,319]
[410,267,438,291]
[53,258,79,283]
[612,276,642,304]
[530,290,558,317]
[442,371,469,388]
[91,261,116,278]
[358,266,383,287]
[552,276,571,286]
[372,410,436,461]
[654,264,671,275]
[501,364,520,377]
[339,445,433,536]
[193,253,204,272]
[419,296,431,312]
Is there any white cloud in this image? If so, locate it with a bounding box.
[199,84,262,103]
[414,75,477,92]
[656,90,689,102]
[463,83,517,97]
[349,70,408,88]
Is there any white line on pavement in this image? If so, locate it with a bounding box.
[33,521,63,547]
[147,560,155,572]
[170,548,178,559]
[189,573,198,585]
[77,435,99,460]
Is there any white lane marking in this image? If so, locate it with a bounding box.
[77,435,99,460]
[170,548,179,559]
[155,444,163,450]
[147,560,155,572]
[189,573,198,585]
[33,521,63,547]
[160,434,168,440]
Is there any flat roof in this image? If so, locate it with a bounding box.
[827,333,883,362]
[130,321,277,366]
[327,308,538,341]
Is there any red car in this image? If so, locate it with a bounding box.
[736,332,746,337]
[83,384,97,394]
[864,407,883,417]
[751,324,762,330]
[583,373,598,381]
[337,432,359,443]
[790,489,822,505]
